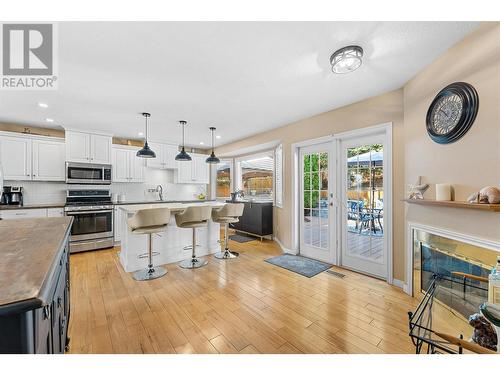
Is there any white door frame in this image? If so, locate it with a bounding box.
[291,122,393,284]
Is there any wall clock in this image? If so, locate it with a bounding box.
[426,82,479,144]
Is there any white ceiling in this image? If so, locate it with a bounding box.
[0,22,478,148]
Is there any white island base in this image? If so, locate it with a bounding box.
[118,202,224,273]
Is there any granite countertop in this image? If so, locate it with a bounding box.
[0,216,73,310]
[119,201,224,213]
[0,203,66,210]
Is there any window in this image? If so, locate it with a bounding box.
[216,159,232,200]
[236,152,274,201]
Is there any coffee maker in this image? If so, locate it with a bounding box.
[1,186,23,206]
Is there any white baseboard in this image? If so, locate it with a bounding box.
[274,237,297,255]
[393,278,411,295]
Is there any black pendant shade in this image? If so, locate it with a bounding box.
[175,121,192,161]
[137,112,156,158]
[206,127,220,164]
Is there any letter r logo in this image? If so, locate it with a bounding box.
[2,24,53,75]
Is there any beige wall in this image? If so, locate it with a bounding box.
[216,23,500,284]
[216,89,406,280]
[404,23,500,257]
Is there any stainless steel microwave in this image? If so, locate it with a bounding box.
[65,162,112,185]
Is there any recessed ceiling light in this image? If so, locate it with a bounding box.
[45,118,54,123]
[216,135,221,139]
[38,102,48,108]
[138,132,144,136]
[330,45,363,74]
[199,141,205,145]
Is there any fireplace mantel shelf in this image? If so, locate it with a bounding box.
[404,199,500,212]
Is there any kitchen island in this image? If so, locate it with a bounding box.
[118,201,225,272]
[0,216,73,353]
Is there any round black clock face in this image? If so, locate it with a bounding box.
[426,82,479,144]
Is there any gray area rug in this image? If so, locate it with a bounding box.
[265,254,332,278]
[229,234,256,243]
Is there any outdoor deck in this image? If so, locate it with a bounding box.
[304,217,383,262]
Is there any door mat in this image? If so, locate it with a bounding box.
[229,234,256,243]
[265,254,332,278]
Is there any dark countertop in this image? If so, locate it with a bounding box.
[114,199,216,205]
[0,203,65,210]
[0,200,216,210]
[0,216,73,310]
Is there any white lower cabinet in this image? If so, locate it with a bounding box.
[114,206,123,243]
[112,146,144,183]
[47,208,64,217]
[0,208,56,220]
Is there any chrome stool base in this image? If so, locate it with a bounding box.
[179,257,208,269]
[133,266,167,281]
[214,250,239,259]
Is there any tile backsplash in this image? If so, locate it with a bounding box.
[5,168,207,205]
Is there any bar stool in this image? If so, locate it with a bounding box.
[127,207,170,281]
[175,205,212,269]
[212,203,244,259]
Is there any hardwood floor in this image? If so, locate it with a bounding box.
[67,235,419,354]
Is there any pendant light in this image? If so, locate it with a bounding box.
[136,112,156,158]
[175,120,192,161]
[206,127,220,164]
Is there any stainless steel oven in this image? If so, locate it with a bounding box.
[65,190,114,253]
[65,162,112,185]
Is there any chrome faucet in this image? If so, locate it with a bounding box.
[156,185,163,201]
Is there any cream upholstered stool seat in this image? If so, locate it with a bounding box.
[175,205,212,269]
[212,203,244,259]
[127,207,170,281]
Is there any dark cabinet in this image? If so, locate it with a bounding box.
[230,201,273,238]
[0,239,70,354]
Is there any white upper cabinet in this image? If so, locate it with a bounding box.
[91,134,112,164]
[65,131,90,163]
[112,146,144,183]
[164,144,179,169]
[32,139,65,181]
[0,132,65,181]
[65,130,112,164]
[129,151,145,182]
[0,135,32,180]
[175,153,209,184]
[146,143,178,170]
[145,142,164,169]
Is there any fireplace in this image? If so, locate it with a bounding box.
[412,227,499,320]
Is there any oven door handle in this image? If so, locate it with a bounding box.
[66,210,113,215]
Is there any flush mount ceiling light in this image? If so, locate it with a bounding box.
[38,102,48,108]
[206,127,220,164]
[175,120,192,161]
[45,118,54,123]
[330,45,363,74]
[136,112,156,158]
